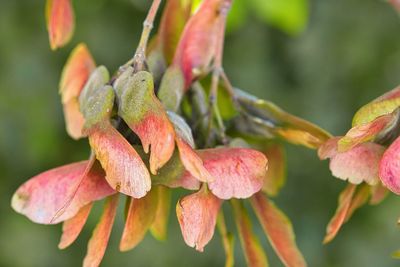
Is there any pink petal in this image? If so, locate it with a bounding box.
[251,192,306,267]
[158,0,192,64]
[88,122,151,198]
[231,199,269,267]
[176,187,222,252]
[129,111,175,175]
[379,136,400,194]
[60,43,96,103]
[391,0,400,12]
[318,137,341,160]
[120,189,158,251]
[338,114,393,152]
[63,99,86,140]
[198,148,268,199]
[176,137,213,182]
[83,194,119,267]
[329,142,385,185]
[59,44,95,139]
[59,203,93,249]
[11,160,115,224]
[172,0,221,88]
[46,0,75,50]
[344,184,370,222]
[324,184,356,244]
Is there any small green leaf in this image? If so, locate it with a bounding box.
[226,0,248,32]
[248,0,309,35]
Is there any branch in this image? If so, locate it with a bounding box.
[133,0,162,71]
[206,0,232,145]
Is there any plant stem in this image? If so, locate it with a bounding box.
[116,0,162,75]
[133,0,162,71]
[207,0,232,145]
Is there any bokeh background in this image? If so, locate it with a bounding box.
[1,0,400,266]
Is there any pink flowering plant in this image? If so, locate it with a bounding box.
[11,0,400,266]
[318,85,400,245]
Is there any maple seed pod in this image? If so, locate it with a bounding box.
[11,161,115,224]
[81,85,115,131]
[120,189,158,251]
[80,66,152,199]
[114,67,176,174]
[59,43,96,139]
[379,136,400,195]
[158,0,231,111]
[46,0,75,50]
[158,65,185,112]
[176,186,222,252]
[79,66,110,112]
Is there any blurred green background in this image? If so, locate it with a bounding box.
[1,0,400,266]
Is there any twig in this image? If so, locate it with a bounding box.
[118,0,162,74]
[206,0,232,145]
[133,0,162,71]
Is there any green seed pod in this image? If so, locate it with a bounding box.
[81,85,115,130]
[158,66,185,112]
[79,66,110,109]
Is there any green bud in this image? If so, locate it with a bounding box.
[82,85,115,130]
[79,65,110,112]
[158,66,185,112]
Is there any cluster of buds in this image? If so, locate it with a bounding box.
[318,85,400,244]
[12,0,337,266]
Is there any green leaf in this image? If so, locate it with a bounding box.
[248,0,309,35]
[226,0,248,32]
